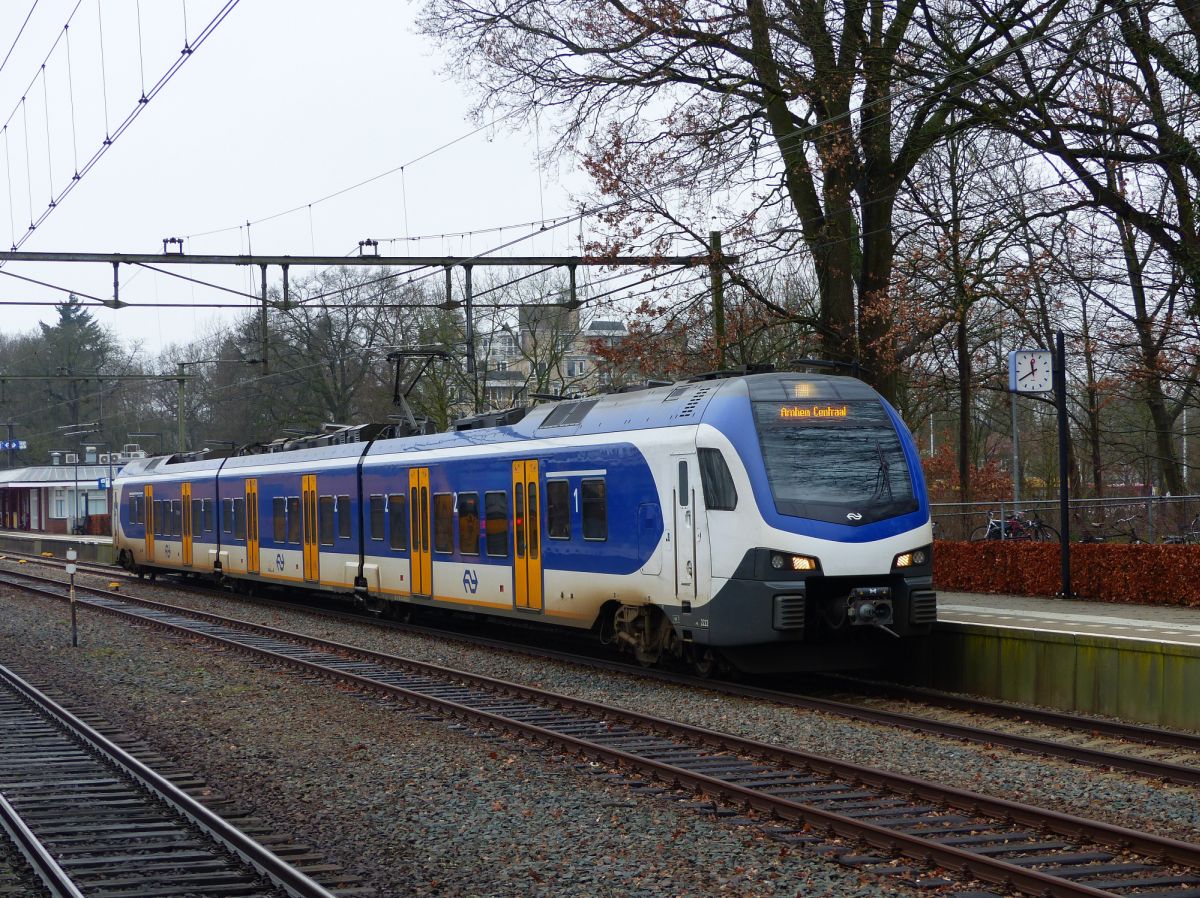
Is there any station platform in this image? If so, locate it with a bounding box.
[0,530,114,563]
[911,590,1200,731]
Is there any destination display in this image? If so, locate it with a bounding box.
[776,403,850,421]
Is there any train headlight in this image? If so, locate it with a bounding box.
[893,547,930,569]
[771,552,820,572]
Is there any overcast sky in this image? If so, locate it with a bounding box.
[0,1,591,354]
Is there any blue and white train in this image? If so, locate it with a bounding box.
[113,370,936,673]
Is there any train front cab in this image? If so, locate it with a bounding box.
[674,375,938,674]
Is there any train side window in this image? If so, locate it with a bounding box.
[698,448,738,511]
[152,501,161,536]
[678,461,689,507]
[432,493,454,553]
[272,498,286,542]
[172,500,183,536]
[202,499,214,532]
[337,495,351,539]
[287,497,301,544]
[582,479,608,540]
[485,491,508,557]
[191,499,203,535]
[458,492,480,555]
[129,495,139,525]
[223,498,234,534]
[318,496,335,546]
[369,495,385,541]
[388,493,407,550]
[526,483,539,560]
[233,498,246,540]
[546,480,570,539]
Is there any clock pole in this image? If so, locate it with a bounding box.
[1054,330,1073,597]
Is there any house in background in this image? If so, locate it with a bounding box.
[479,306,629,409]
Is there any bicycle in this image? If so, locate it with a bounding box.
[1162,513,1200,545]
[1079,512,1146,544]
[970,509,1059,542]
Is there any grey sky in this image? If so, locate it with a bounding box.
[0,1,589,353]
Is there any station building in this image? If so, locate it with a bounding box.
[0,445,143,536]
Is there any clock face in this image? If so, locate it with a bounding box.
[1010,349,1053,393]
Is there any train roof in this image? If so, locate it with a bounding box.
[117,371,882,479]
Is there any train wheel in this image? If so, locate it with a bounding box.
[690,648,719,678]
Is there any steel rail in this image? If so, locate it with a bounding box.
[0,792,84,898]
[8,575,1200,897]
[812,673,1200,751]
[9,557,1200,784]
[0,661,339,898]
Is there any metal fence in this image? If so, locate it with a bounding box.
[931,494,1200,544]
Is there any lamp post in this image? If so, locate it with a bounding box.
[58,423,99,536]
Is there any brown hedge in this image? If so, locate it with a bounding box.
[933,540,1200,607]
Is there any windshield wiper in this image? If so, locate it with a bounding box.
[871,441,893,501]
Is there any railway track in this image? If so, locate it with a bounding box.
[9,555,1200,787]
[0,660,348,898]
[5,570,1200,897]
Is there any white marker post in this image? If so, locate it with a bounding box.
[65,548,78,647]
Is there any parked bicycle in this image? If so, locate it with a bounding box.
[970,509,1059,542]
[1162,513,1200,545]
[1078,512,1146,544]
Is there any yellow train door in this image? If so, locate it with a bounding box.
[246,479,260,574]
[512,460,543,612]
[408,468,431,596]
[302,474,319,582]
[144,485,155,562]
[181,482,193,566]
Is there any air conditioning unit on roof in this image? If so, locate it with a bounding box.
[98,454,110,463]
[65,453,79,464]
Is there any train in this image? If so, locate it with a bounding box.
[113,369,936,674]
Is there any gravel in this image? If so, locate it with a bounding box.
[0,584,940,898]
[57,569,1200,846]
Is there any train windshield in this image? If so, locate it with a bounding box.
[753,399,918,525]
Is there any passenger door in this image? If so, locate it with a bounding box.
[301,474,319,582]
[409,468,431,597]
[246,479,260,574]
[672,455,697,602]
[512,459,543,612]
[181,482,193,566]
[144,485,155,563]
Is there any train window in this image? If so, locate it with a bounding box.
[388,493,407,550]
[546,481,570,539]
[369,495,385,541]
[582,479,607,540]
[678,461,689,507]
[223,498,234,534]
[233,498,246,540]
[191,499,203,535]
[433,494,454,553]
[698,448,738,511]
[485,491,508,557]
[287,497,301,544]
[128,495,139,525]
[753,399,917,524]
[272,498,286,542]
[152,500,161,536]
[202,499,214,533]
[458,492,480,555]
[172,500,183,537]
[318,496,335,546]
[337,495,351,539]
[526,483,539,560]
[513,486,525,558]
